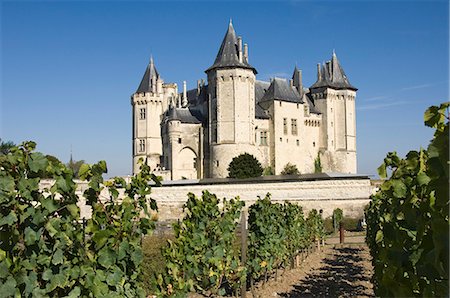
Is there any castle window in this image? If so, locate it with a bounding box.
[331,122,333,127]
[304,105,309,117]
[291,119,298,135]
[296,139,299,146]
[140,108,146,120]
[283,118,288,134]
[280,137,282,142]
[279,101,282,107]
[216,160,219,167]
[297,103,299,109]
[178,138,182,144]
[139,139,145,152]
[260,131,268,146]
[313,142,316,147]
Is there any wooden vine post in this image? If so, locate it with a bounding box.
[240,210,247,298]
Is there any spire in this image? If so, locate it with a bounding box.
[136,56,160,93]
[310,51,357,91]
[205,21,256,73]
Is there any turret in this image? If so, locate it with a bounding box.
[131,57,165,174]
[309,51,357,173]
[204,20,258,178]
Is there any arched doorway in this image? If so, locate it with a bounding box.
[175,147,197,179]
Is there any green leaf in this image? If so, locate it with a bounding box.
[416,172,431,186]
[375,230,383,243]
[92,230,113,249]
[56,177,70,192]
[52,249,64,265]
[41,198,58,213]
[0,260,10,278]
[45,219,59,237]
[28,152,48,173]
[42,269,53,281]
[64,286,81,298]
[24,227,37,245]
[392,179,407,198]
[66,204,79,218]
[98,248,116,269]
[377,163,387,179]
[0,176,15,194]
[78,163,91,180]
[0,211,17,226]
[0,276,16,297]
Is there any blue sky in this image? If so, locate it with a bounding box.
[1,0,448,178]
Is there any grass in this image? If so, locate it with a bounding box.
[142,231,174,295]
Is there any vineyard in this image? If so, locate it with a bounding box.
[366,102,449,297]
[1,102,448,297]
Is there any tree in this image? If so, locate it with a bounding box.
[281,162,300,175]
[67,158,85,178]
[227,153,263,179]
[332,208,343,233]
[0,138,15,155]
[45,155,62,165]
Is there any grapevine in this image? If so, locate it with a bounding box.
[365,102,449,297]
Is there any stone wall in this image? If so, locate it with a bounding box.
[41,175,374,223]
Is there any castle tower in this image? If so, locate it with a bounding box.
[309,51,358,173]
[131,57,165,174]
[205,21,258,178]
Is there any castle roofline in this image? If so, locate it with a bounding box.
[136,56,160,93]
[260,77,304,104]
[205,21,257,73]
[310,52,357,91]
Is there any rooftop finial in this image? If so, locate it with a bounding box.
[150,55,154,65]
[332,49,336,56]
[229,18,233,27]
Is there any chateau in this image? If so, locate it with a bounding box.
[131,21,357,180]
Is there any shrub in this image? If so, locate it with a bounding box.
[314,153,322,173]
[227,153,263,179]
[332,208,344,232]
[263,166,274,176]
[281,162,300,175]
[341,217,361,231]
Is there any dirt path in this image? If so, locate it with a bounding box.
[251,244,374,298]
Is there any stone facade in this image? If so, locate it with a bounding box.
[131,21,358,180]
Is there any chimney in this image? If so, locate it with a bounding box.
[182,81,187,107]
[317,63,322,81]
[244,43,248,62]
[289,79,293,88]
[326,61,332,77]
[294,69,303,94]
[237,36,243,63]
[151,75,156,94]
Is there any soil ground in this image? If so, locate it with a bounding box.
[246,238,374,298]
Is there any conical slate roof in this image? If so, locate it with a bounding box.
[205,21,256,73]
[136,57,159,93]
[310,52,357,91]
[260,78,303,104]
